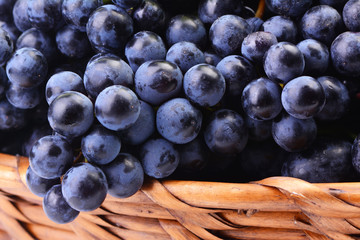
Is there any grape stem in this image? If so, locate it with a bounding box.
[255,0,265,19]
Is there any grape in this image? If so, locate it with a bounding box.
[281,76,325,119]
[166,15,207,50]
[84,54,134,99]
[0,28,13,66]
[29,135,74,179]
[43,184,79,224]
[241,31,278,63]
[5,83,41,109]
[156,98,202,144]
[245,115,272,142]
[132,0,166,34]
[140,138,180,179]
[204,109,248,155]
[246,17,263,33]
[62,163,108,211]
[12,0,32,32]
[55,25,91,58]
[26,166,60,197]
[263,42,304,84]
[261,16,298,43]
[242,77,282,121]
[343,0,360,32]
[272,112,317,152]
[198,0,242,25]
[209,15,251,57]
[0,99,27,131]
[45,71,86,105]
[177,138,208,173]
[125,31,167,72]
[95,85,140,131]
[0,20,20,42]
[81,125,121,165]
[265,0,312,17]
[48,91,94,138]
[6,47,48,88]
[183,64,225,107]
[27,0,63,31]
[22,125,52,157]
[134,60,183,106]
[113,0,143,9]
[62,0,102,32]
[166,41,205,73]
[101,153,144,198]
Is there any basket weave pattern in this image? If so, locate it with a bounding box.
[1,153,360,240]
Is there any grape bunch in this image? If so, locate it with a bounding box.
[2,0,360,224]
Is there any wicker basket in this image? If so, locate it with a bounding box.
[1,153,360,240]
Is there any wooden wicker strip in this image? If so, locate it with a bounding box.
[2,153,360,239]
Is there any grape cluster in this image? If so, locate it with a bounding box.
[2,0,360,224]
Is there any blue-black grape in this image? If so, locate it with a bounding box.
[0,28,13,66]
[265,0,312,17]
[45,71,86,105]
[125,31,167,72]
[183,64,225,107]
[156,98,202,144]
[242,77,282,121]
[6,47,48,88]
[331,32,360,77]
[113,0,143,10]
[62,163,108,211]
[261,16,298,43]
[343,0,360,32]
[209,15,251,57]
[84,54,134,100]
[56,25,91,58]
[166,41,205,73]
[140,138,180,178]
[245,115,272,142]
[29,135,74,179]
[62,0,102,32]
[26,166,60,197]
[82,125,121,165]
[43,184,79,224]
[198,0,242,25]
[86,4,133,54]
[95,85,140,131]
[132,0,166,34]
[101,153,144,198]
[241,31,278,63]
[315,76,350,121]
[204,109,248,155]
[12,0,32,32]
[5,83,41,109]
[134,60,183,106]
[272,112,317,152]
[48,91,94,138]
[263,42,304,84]
[300,5,343,46]
[118,100,155,145]
[283,137,355,182]
[0,99,27,131]
[176,137,208,173]
[246,17,264,33]
[27,0,64,31]
[281,76,325,119]
[22,124,52,157]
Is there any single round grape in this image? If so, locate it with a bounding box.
[343,0,360,32]
[82,125,121,165]
[113,0,143,9]
[29,135,74,179]
[156,98,202,144]
[62,163,108,211]
[56,25,91,58]
[198,0,242,25]
[6,47,48,88]
[132,0,166,34]
[101,153,144,198]
[12,0,32,32]
[241,31,278,63]
[0,98,27,131]
[22,125,53,157]
[183,64,225,107]
[43,184,79,224]
[204,109,248,155]
[95,85,140,131]
[26,166,60,197]
[261,16,298,43]
[0,27,13,66]
[48,91,94,138]
[140,138,180,179]
[272,112,317,152]
[265,0,312,17]
[5,83,41,109]
[27,0,63,31]
[281,76,325,119]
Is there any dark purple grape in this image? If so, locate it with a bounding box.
[198,0,242,25]
[245,115,272,142]
[125,31,166,72]
[101,153,144,198]
[61,163,108,211]
[209,15,251,57]
[12,0,32,32]
[134,60,183,105]
[246,17,263,33]
[84,54,134,100]
[113,0,143,9]
[140,138,180,179]
[86,4,133,54]
[343,0,360,32]
[45,71,85,105]
[241,31,278,63]
[6,47,48,88]
[0,99,27,131]
[177,137,208,173]
[95,85,140,131]
[183,64,225,107]
[265,0,312,17]
[48,91,94,138]
[82,125,121,165]
[204,109,248,155]
[0,28,13,66]
[132,0,166,34]
[27,0,64,31]
[261,16,298,43]
[5,83,41,109]
[56,25,91,58]
[43,184,79,224]
[29,135,74,179]
[272,112,317,152]
[26,166,60,197]
[156,98,202,144]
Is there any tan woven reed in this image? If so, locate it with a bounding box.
[1,153,360,240]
